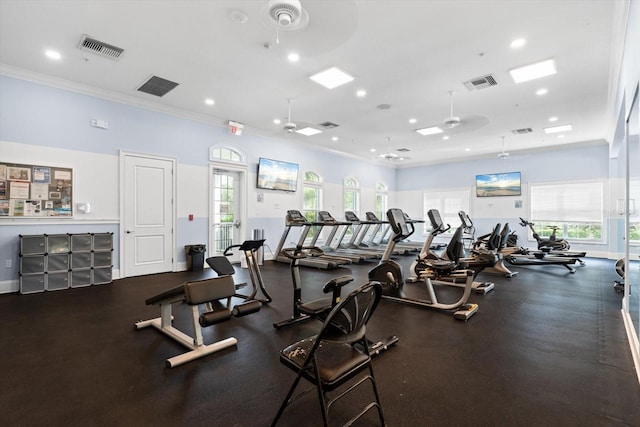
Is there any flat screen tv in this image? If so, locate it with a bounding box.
[257,157,299,192]
[476,171,521,197]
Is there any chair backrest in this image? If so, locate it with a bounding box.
[486,223,502,250]
[320,281,382,344]
[444,226,465,262]
[498,223,511,249]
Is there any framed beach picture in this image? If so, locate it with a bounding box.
[476,171,521,197]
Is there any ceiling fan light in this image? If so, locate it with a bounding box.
[443,116,461,128]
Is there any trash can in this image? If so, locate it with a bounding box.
[185,244,206,271]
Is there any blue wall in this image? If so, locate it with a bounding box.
[0,75,396,289]
[0,75,620,292]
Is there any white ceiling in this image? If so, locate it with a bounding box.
[0,0,622,167]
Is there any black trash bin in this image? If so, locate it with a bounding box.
[185,244,206,271]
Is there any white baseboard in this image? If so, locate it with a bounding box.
[0,279,19,294]
[621,309,640,385]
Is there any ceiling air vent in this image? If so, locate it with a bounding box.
[137,76,180,97]
[511,127,534,135]
[463,74,498,91]
[319,121,339,129]
[77,35,124,61]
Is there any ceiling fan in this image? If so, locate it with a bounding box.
[280,98,324,136]
[283,98,297,133]
[443,90,461,128]
[435,91,490,133]
[498,136,510,159]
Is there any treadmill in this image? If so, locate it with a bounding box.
[341,211,408,256]
[274,210,351,270]
[314,211,380,262]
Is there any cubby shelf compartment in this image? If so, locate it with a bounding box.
[19,233,113,294]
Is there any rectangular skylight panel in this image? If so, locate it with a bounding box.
[415,126,443,136]
[310,67,354,89]
[296,127,323,136]
[509,59,557,83]
[544,124,572,134]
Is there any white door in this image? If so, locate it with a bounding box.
[210,166,245,263]
[122,154,175,277]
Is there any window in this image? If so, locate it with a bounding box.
[343,177,361,239]
[344,177,360,215]
[423,189,470,234]
[209,146,246,164]
[302,171,323,240]
[375,182,388,220]
[529,181,603,241]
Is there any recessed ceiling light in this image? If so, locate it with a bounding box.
[45,49,61,60]
[408,118,417,124]
[310,66,354,89]
[370,148,376,153]
[415,126,443,136]
[229,9,249,24]
[544,123,572,134]
[331,136,338,141]
[296,127,323,136]
[356,89,367,97]
[536,88,548,96]
[509,59,557,83]
[287,52,300,62]
[273,118,281,124]
[558,134,566,138]
[549,116,558,122]
[204,98,215,106]
[465,148,471,152]
[510,38,526,49]
[442,135,449,140]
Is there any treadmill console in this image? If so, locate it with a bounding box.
[286,210,307,224]
[317,211,336,223]
[365,212,380,222]
[344,211,360,222]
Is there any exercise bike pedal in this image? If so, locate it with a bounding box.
[453,303,478,321]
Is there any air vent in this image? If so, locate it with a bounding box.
[397,148,410,152]
[319,121,339,128]
[511,128,533,134]
[137,76,180,97]
[463,74,498,91]
[77,35,124,60]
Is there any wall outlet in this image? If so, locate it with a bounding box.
[5,259,12,268]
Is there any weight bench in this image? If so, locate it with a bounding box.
[135,275,261,368]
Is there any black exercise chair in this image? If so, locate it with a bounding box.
[271,282,386,427]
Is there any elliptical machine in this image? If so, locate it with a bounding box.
[369,208,479,320]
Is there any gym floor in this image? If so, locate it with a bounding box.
[1,255,639,426]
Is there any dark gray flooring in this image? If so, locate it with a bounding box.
[1,256,639,426]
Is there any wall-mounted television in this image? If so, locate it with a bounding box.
[256,157,299,192]
[476,171,521,197]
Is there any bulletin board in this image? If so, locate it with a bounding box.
[0,162,73,217]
